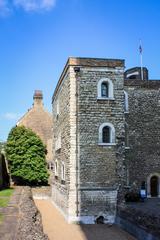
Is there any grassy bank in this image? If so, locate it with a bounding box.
[0,188,14,224]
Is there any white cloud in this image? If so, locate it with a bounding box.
[2,112,21,121]
[0,0,11,17]
[13,0,56,12]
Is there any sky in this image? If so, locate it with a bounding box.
[0,0,160,141]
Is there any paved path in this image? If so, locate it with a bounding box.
[35,199,136,240]
[127,198,160,216]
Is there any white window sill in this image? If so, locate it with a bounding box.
[97,97,115,101]
[124,111,129,114]
[125,147,130,150]
[98,143,116,146]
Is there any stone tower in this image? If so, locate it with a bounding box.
[52,57,126,223]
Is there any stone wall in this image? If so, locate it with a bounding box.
[77,66,126,222]
[17,187,48,240]
[52,69,71,217]
[125,83,160,195]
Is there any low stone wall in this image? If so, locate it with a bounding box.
[32,186,51,199]
[16,187,49,240]
[116,203,160,240]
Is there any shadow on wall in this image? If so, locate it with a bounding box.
[0,153,10,190]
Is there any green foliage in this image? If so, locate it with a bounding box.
[0,141,5,153]
[5,126,49,185]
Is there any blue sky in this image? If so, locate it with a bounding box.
[0,0,160,141]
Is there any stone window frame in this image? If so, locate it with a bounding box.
[124,91,129,113]
[147,173,160,198]
[97,78,114,100]
[98,122,116,146]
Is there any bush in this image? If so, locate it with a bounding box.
[5,126,49,185]
[125,191,141,202]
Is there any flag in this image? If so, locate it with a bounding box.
[139,44,142,54]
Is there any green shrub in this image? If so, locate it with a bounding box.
[5,126,49,185]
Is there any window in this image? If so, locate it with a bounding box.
[50,162,54,171]
[56,100,59,116]
[54,99,59,118]
[97,78,114,99]
[102,126,110,143]
[101,82,108,97]
[48,162,54,171]
[55,159,58,178]
[98,123,115,145]
[61,162,65,184]
[124,91,129,113]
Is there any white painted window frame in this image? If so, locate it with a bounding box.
[98,122,116,146]
[97,78,114,100]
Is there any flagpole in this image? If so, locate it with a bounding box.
[139,40,143,80]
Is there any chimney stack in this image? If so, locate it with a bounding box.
[33,90,43,108]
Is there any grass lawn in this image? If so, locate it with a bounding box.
[0,188,14,197]
[0,188,14,224]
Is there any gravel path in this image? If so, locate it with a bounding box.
[35,199,136,240]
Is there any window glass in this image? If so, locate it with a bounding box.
[103,126,110,143]
[101,82,108,97]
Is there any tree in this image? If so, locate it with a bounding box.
[0,141,5,153]
[5,126,49,185]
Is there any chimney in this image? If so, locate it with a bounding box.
[33,90,43,108]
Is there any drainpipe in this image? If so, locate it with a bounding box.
[74,67,80,218]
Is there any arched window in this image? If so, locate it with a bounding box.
[102,126,110,143]
[97,78,114,99]
[98,123,115,145]
[101,82,108,97]
[124,91,129,113]
[147,173,160,197]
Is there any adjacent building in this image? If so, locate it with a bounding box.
[124,67,160,198]
[17,90,53,166]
